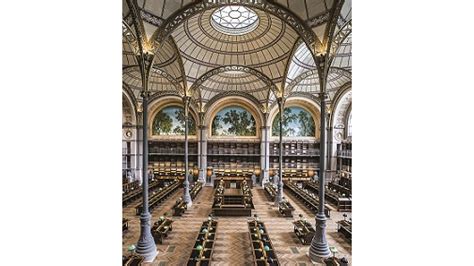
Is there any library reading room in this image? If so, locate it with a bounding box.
[122,0,352,265]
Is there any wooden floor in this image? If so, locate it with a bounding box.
[123,185,352,265]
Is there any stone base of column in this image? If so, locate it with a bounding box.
[135,212,158,262]
[308,213,331,262]
[197,172,206,184]
[183,179,193,208]
[183,191,192,208]
[275,184,283,204]
[199,169,205,183]
[208,175,216,187]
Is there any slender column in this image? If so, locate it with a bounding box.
[198,119,207,184]
[275,97,284,203]
[260,124,269,186]
[264,125,270,182]
[135,91,157,262]
[183,96,192,207]
[309,55,331,261]
[135,115,143,184]
[327,123,334,180]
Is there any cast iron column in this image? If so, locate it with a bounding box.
[275,97,284,203]
[183,96,192,207]
[309,55,331,261]
[198,113,206,184]
[135,91,157,261]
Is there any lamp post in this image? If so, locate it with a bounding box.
[183,96,192,207]
[275,97,284,203]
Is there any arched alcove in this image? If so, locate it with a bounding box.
[267,97,320,140]
[204,96,263,139]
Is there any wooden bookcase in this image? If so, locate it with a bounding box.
[269,140,319,179]
[336,141,352,173]
[207,141,261,177]
[148,140,198,177]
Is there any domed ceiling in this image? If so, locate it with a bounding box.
[123,0,352,111]
[172,6,299,107]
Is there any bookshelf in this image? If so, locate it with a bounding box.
[269,140,319,179]
[148,140,198,177]
[336,141,352,173]
[207,141,261,177]
[122,140,139,171]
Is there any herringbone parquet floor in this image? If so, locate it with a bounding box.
[123,185,352,265]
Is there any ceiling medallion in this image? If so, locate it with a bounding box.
[211,5,259,35]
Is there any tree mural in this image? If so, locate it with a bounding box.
[272,107,315,137]
[152,106,196,135]
[211,106,256,136]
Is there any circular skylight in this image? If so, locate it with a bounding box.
[211,6,259,35]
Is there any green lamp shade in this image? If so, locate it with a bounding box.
[202,228,208,233]
[264,245,270,251]
[128,245,136,252]
[196,245,203,250]
[329,246,338,254]
[259,229,264,234]
[159,216,165,221]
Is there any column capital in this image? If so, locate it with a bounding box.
[318,92,329,102]
[140,90,151,99]
[182,95,191,103]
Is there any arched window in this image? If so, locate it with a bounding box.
[152,106,196,135]
[272,107,315,137]
[211,106,256,136]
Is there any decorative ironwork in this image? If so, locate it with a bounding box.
[211,5,259,35]
[203,90,263,113]
[190,65,278,98]
[285,69,318,97]
[285,67,351,97]
[122,21,139,53]
[281,38,305,92]
[329,20,351,63]
[155,1,318,48]
[197,10,272,44]
[307,12,331,28]
[140,9,164,27]
[268,91,321,112]
[122,82,138,109]
[183,13,287,56]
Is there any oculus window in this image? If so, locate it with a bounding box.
[211,5,259,35]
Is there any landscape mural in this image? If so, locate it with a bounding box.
[272,106,315,137]
[212,106,256,136]
[152,106,196,135]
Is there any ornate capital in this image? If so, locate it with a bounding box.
[140,91,151,99]
[182,95,191,104]
[319,92,329,102]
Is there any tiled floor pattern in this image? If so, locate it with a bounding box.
[123,185,352,265]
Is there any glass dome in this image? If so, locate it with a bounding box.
[211,5,259,35]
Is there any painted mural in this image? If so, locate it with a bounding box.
[152,106,196,135]
[211,106,256,136]
[272,106,315,137]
